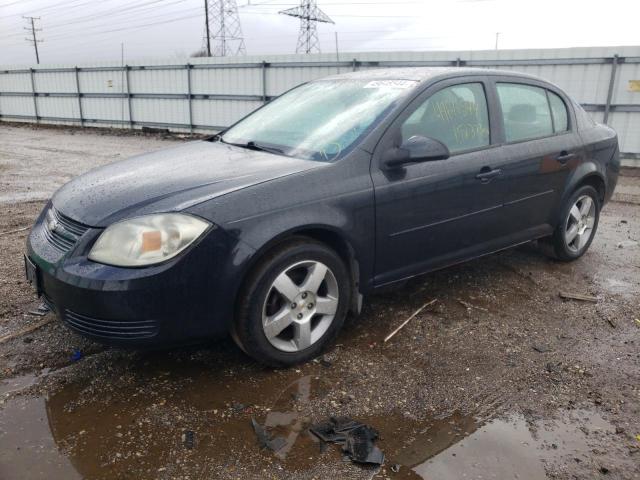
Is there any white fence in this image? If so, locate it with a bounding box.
[1,46,639,158]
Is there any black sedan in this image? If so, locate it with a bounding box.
[25,68,619,366]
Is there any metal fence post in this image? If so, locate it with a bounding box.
[186,63,194,133]
[74,66,84,127]
[261,61,268,103]
[603,54,619,125]
[29,68,39,123]
[352,58,357,72]
[124,65,133,129]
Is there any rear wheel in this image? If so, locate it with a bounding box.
[233,238,351,367]
[547,185,600,261]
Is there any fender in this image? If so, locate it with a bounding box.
[232,222,364,314]
[553,161,605,227]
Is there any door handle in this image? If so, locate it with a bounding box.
[556,151,576,164]
[475,167,502,183]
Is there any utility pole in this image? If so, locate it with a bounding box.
[495,32,500,50]
[204,0,211,56]
[202,0,246,57]
[24,16,42,64]
[279,0,334,54]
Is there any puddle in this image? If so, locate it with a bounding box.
[0,371,46,397]
[599,276,637,296]
[0,350,617,480]
[372,409,615,479]
[0,396,80,479]
[0,358,335,479]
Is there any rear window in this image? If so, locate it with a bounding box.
[497,83,553,142]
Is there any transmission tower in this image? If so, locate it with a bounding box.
[24,16,43,64]
[202,0,246,57]
[279,0,334,54]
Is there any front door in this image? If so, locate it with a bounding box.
[371,78,509,287]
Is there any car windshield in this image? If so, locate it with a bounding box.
[220,79,418,162]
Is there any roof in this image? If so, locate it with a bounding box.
[322,67,541,84]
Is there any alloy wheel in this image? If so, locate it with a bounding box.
[564,194,596,253]
[262,260,339,352]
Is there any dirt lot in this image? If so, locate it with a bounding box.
[1,123,639,480]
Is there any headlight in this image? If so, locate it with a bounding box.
[88,214,211,267]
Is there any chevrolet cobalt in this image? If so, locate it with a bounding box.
[25,68,619,366]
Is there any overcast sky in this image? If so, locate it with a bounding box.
[0,0,638,66]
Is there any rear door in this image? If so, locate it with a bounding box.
[490,78,581,238]
[371,77,511,286]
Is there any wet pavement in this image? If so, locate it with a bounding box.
[1,124,639,479]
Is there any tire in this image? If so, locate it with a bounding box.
[233,237,351,367]
[547,185,600,262]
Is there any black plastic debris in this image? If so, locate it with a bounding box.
[251,418,287,453]
[182,430,195,449]
[310,417,385,465]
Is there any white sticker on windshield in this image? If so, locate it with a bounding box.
[363,80,416,89]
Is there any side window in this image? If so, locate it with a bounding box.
[497,83,553,142]
[401,82,490,154]
[548,91,568,132]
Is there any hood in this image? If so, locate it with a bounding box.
[52,141,322,227]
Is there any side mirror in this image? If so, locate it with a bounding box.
[382,135,450,169]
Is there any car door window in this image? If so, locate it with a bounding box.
[548,91,569,132]
[497,83,553,142]
[401,82,490,154]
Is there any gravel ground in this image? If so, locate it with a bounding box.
[0,123,639,480]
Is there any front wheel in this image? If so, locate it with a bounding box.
[233,238,351,367]
[547,185,600,261]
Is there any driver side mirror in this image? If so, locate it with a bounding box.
[382,135,450,169]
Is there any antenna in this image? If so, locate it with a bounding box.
[203,0,246,57]
[279,0,334,54]
[24,16,43,64]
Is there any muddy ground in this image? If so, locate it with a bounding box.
[0,123,639,480]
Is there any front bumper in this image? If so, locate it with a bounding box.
[26,206,255,347]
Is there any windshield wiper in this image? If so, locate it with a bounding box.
[224,139,287,156]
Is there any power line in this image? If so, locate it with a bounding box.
[279,0,333,54]
[23,15,42,63]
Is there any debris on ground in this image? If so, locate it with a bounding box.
[457,298,489,312]
[558,291,598,303]
[383,299,437,343]
[310,417,385,465]
[616,240,638,249]
[182,430,195,449]
[319,357,332,368]
[251,418,287,453]
[70,349,83,362]
[0,317,55,344]
[27,302,51,317]
[533,344,551,353]
[141,126,170,135]
[0,226,29,237]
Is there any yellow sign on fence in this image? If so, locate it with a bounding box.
[629,80,640,92]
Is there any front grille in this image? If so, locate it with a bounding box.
[42,207,90,254]
[64,310,159,340]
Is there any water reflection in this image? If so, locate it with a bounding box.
[0,358,616,480]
